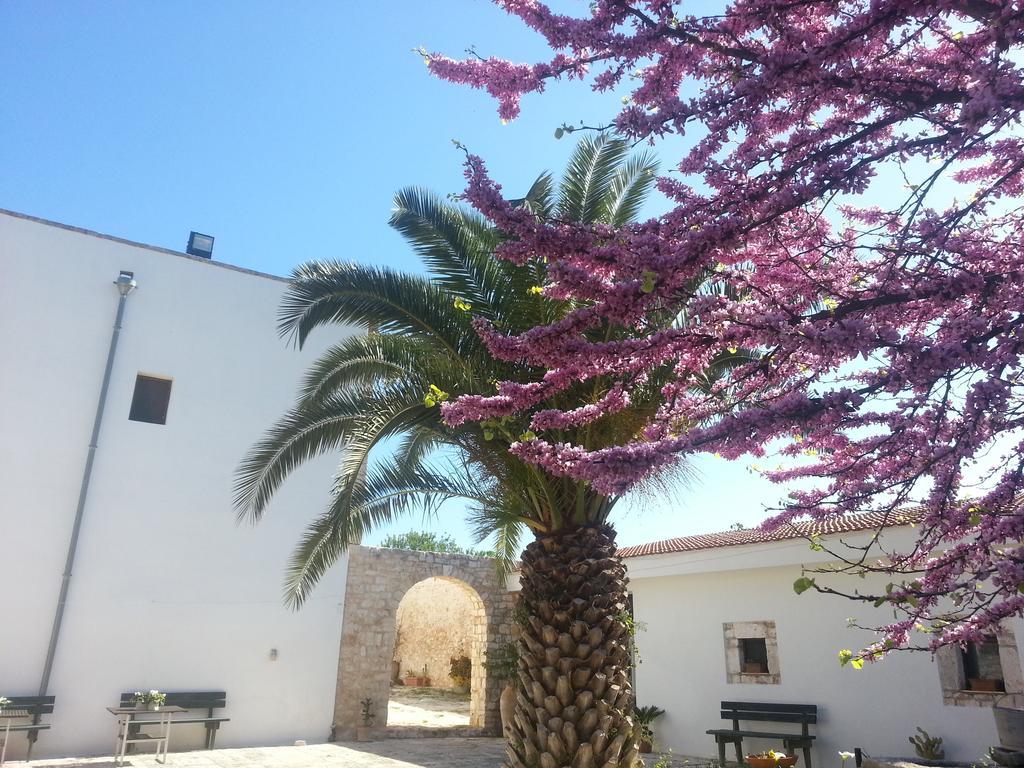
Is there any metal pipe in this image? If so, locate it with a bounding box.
[36,271,137,706]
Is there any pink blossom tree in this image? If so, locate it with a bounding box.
[427,0,1024,661]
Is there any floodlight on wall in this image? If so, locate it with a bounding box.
[186,231,215,259]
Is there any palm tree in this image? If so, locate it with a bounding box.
[236,136,742,768]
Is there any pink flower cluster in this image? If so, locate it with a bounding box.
[430,1,1024,655]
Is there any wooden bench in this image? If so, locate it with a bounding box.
[118,691,229,749]
[4,696,56,760]
[707,701,817,768]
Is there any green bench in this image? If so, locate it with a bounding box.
[118,691,229,749]
[4,695,56,760]
[707,701,817,768]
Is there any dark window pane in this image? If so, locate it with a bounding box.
[962,636,1004,688]
[740,637,769,673]
[129,375,172,425]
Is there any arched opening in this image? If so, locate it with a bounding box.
[333,547,514,738]
[387,576,488,730]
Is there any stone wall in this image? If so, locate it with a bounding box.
[394,578,475,687]
[333,546,517,737]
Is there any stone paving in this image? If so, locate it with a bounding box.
[387,685,471,728]
[18,739,507,768]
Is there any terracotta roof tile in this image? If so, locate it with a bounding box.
[617,509,924,559]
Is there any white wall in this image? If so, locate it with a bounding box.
[0,211,352,758]
[630,533,1013,764]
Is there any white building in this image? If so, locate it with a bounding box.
[625,514,1021,765]
[0,210,351,758]
[3,208,1017,766]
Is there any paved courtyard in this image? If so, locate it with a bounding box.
[19,739,506,768]
[387,685,471,727]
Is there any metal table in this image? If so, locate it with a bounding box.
[0,709,30,767]
[107,706,188,765]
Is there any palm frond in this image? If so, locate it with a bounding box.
[278,261,479,357]
[466,492,532,577]
[557,135,630,224]
[283,458,492,607]
[397,429,445,468]
[604,150,658,226]
[691,347,762,395]
[389,187,504,309]
[299,333,444,404]
[325,390,443,525]
[234,392,369,522]
[510,172,555,220]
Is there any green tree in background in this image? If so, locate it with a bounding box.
[380,530,494,557]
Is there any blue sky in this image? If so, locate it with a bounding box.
[1,1,780,549]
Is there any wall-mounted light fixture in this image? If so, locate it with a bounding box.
[115,270,137,296]
[186,231,215,259]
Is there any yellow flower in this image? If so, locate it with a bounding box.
[423,384,449,408]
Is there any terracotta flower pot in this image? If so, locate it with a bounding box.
[402,676,420,687]
[968,677,1004,692]
[747,755,798,768]
[355,726,372,742]
[499,683,516,736]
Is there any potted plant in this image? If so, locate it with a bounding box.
[356,698,374,742]
[133,690,167,711]
[634,705,665,753]
[484,642,519,737]
[909,727,945,760]
[995,705,1024,751]
[402,667,430,687]
[747,750,798,768]
[449,654,471,694]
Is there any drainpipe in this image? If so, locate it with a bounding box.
[33,271,138,749]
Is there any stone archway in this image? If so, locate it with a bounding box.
[333,546,515,738]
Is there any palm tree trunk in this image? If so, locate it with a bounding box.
[506,524,638,768]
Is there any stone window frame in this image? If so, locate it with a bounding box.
[937,626,1024,708]
[724,620,782,685]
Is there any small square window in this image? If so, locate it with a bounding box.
[937,627,1023,707]
[129,375,172,425]
[724,621,781,684]
[740,637,770,674]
